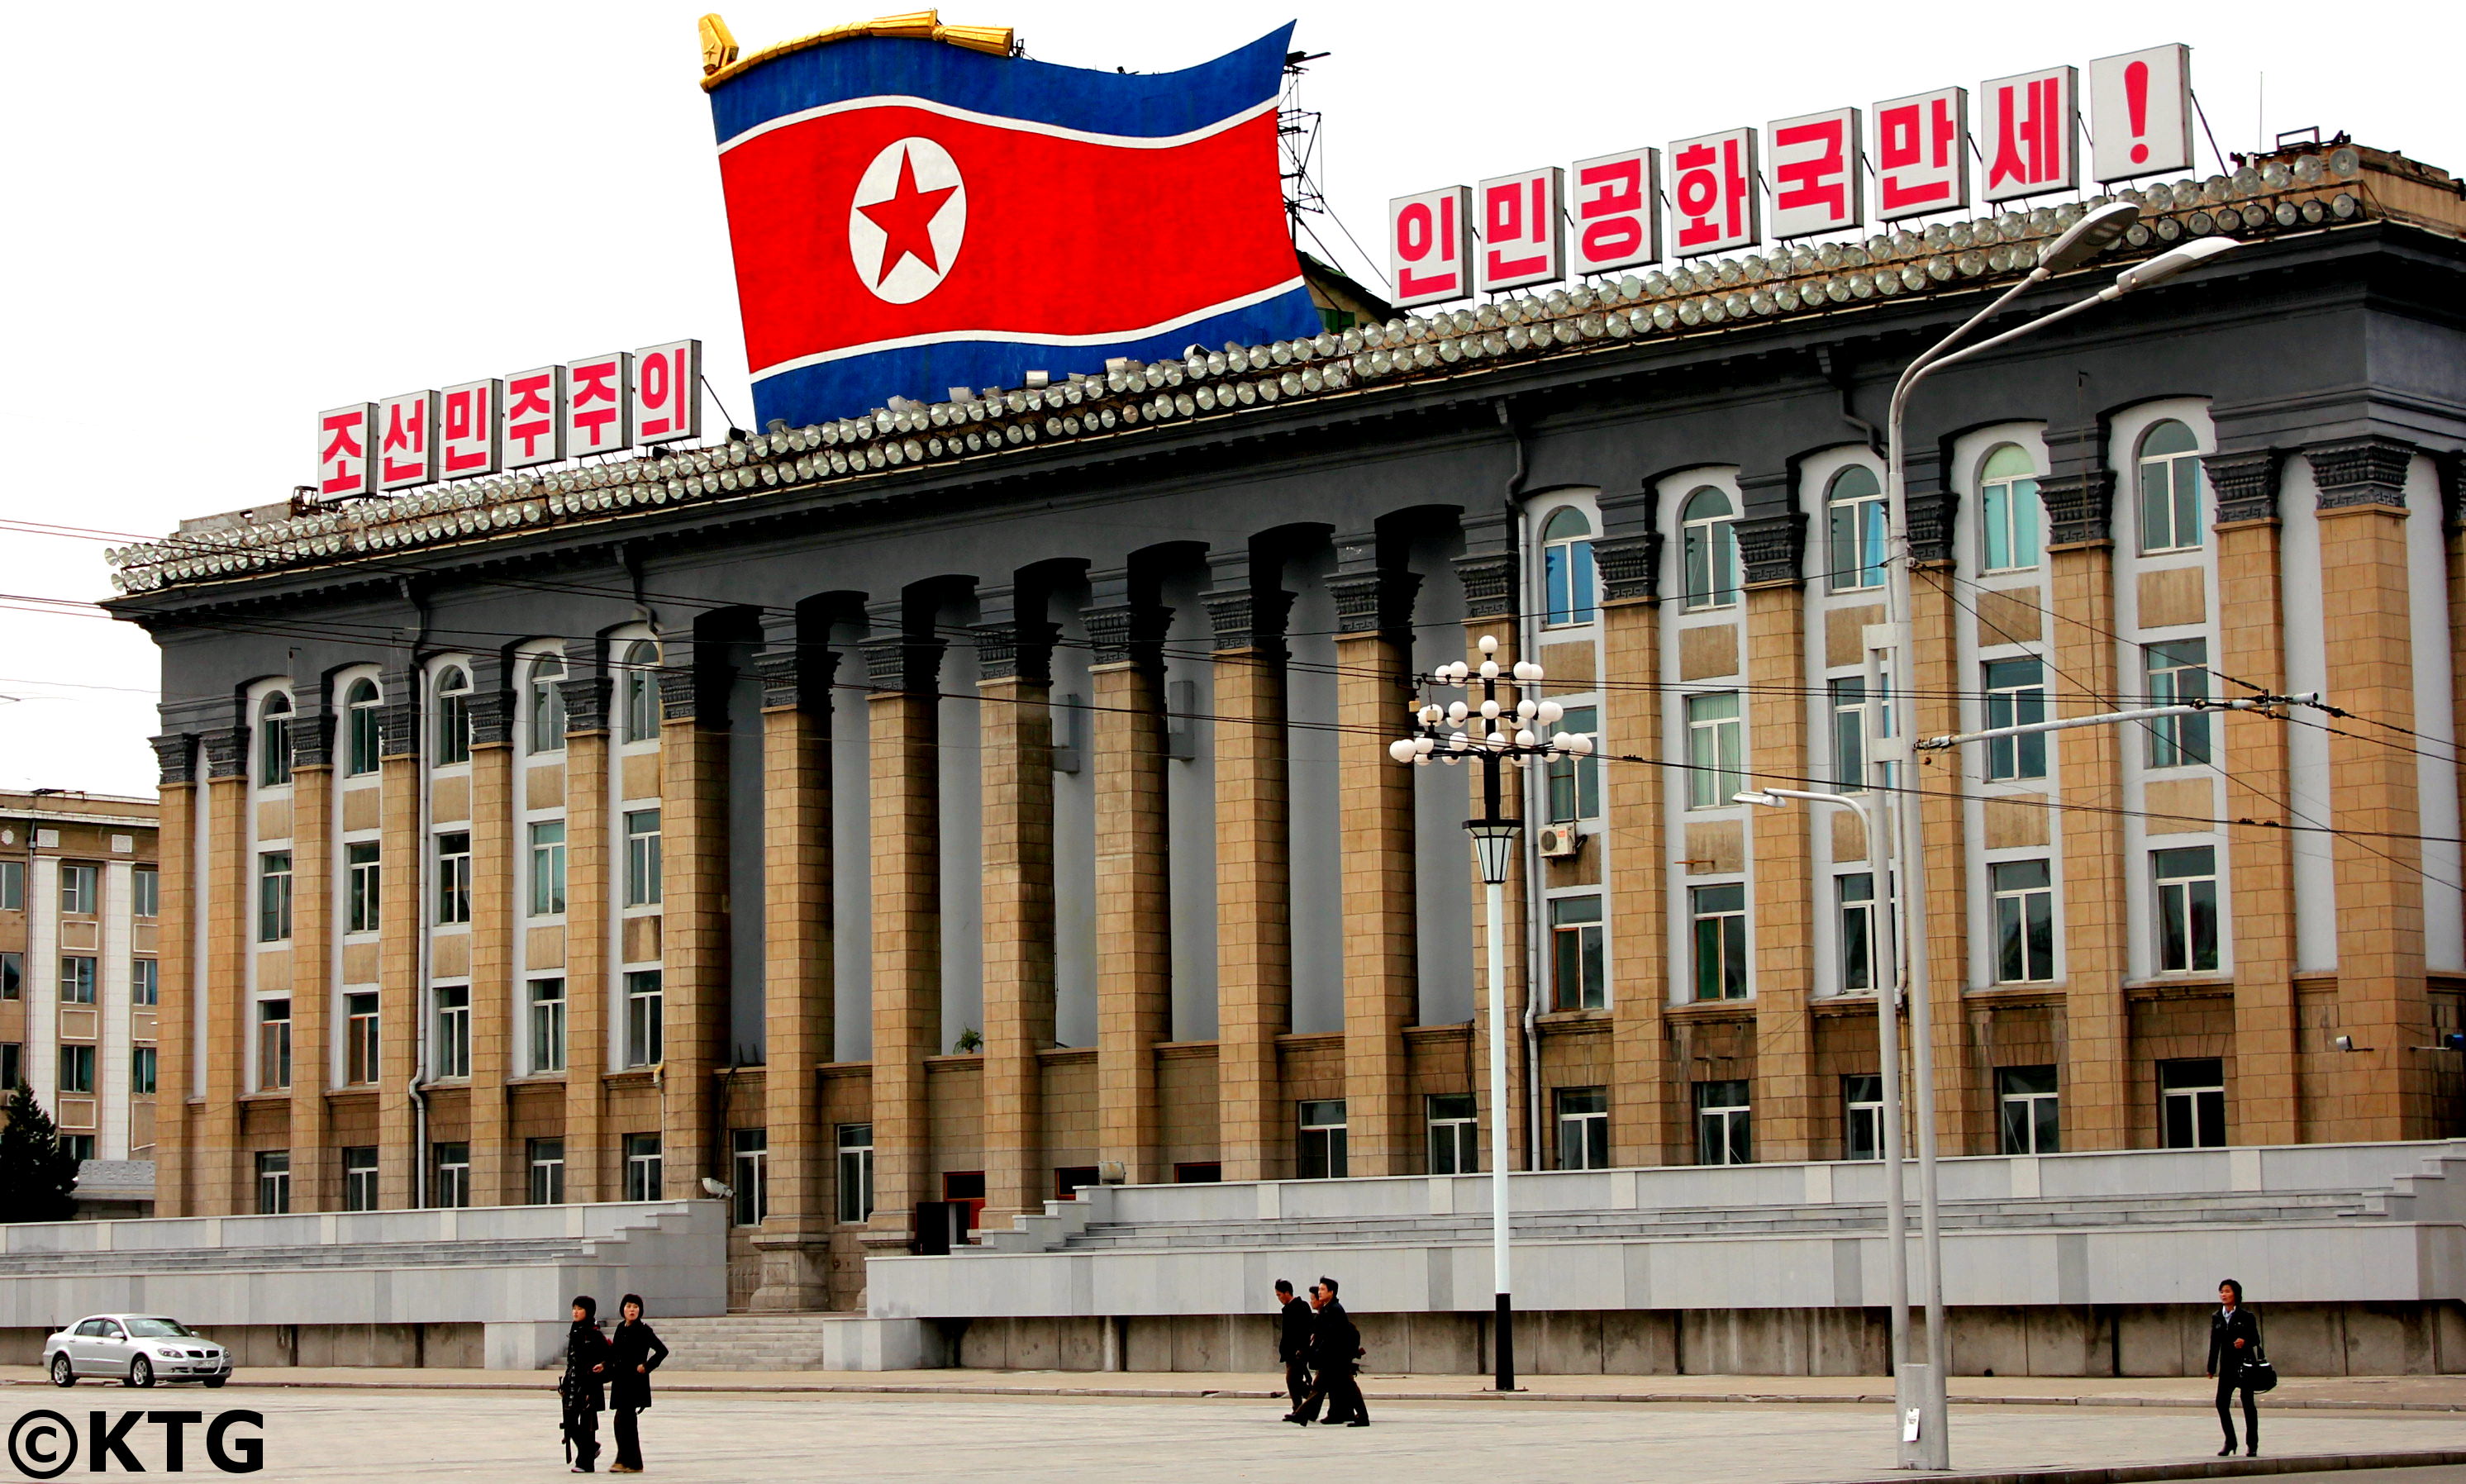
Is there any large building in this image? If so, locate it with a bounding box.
[107,144,2466,1326]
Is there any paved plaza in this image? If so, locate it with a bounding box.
[5,1377,2465,1484]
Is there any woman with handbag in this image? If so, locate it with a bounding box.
[2205,1278,2269,1457]
[606,1293,669,1474]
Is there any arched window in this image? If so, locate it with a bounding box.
[1540,506,1597,627]
[344,677,383,777]
[256,692,294,787]
[1680,487,1739,610]
[1978,444,2042,573]
[526,654,567,754]
[1826,465,1887,592]
[2137,420,2205,553]
[433,666,472,766]
[621,640,663,744]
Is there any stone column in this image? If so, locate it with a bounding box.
[2207,450,2302,1145]
[753,616,838,1306]
[1736,507,1818,1161]
[150,735,198,1215]
[198,727,249,1215]
[1592,533,1674,1167]
[975,595,1057,1225]
[863,624,942,1246]
[658,659,731,1197]
[466,670,516,1205]
[2309,438,2435,1140]
[286,702,336,1211]
[1330,540,1420,1177]
[377,681,424,1208]
[559,659,612,1205]
[1088,578,1173,1184]
[2043,469,2131,1150]
[1206,555,1293,1183]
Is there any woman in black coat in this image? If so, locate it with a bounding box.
[2206,1278,2263,1457]
[607,1293,669,1474]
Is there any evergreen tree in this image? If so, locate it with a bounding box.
[0,1082,79,1223]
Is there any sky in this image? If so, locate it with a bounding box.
[2,0,2459,798]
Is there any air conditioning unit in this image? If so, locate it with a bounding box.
[1537,824,1583,859]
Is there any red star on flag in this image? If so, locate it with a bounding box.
[859,145,960,287]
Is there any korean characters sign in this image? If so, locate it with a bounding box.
[1670,128,1759,258]
[1388,187,1473,308]
[1769,108,1863,240]
[317,404,375,497]
[634,340,702,445]
[564,353,634,458]
[1478,168,1564,293]
[502,366,568,471]
[1982,64,2078,202]
[440,379,502,478]
[1875,88,1969,222]
[376,391,436,492]
[2089,44,2192,182]
[1571,149,1660,274]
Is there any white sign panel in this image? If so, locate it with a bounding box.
[1571,148,1661,274]
[317,404,374,498]
[633,340,702,445]
[502,365,567,470]
[375,390,437,491]
[1874,87,1969,222]
[440,378,502,478]
[1478,168,1565,293]
[1388,186,1473,308]
[1670,127,1759,258]
[1769,107,1864,240]
[564,352,634,458]
[1981,64,2078,203]
[2089,44,2192,183]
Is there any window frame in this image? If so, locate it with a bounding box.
[2153,845,2221,974]
[434,984,472,1079]
[525,653,568,754]
[529,1137,567,1206]
[624,810,664,908]
[624,1133,664,1202]
[1836,872,1881,995]
[1554,1086,1610,1171]
[131,957,158,1006]
[59,863,98,916]
[528,976,568,1075]
[131,1045,158,1096]
[345,840,381,935]
[1977,443,2044,573]
[1683,692,1744,810]
[432,1141,472,1209]
[1426,1092,1479,1175]
[1679,486,1740,611]
[2135,420,2207,554]
[256,997,292,1092]
[1297,1098,1349,1180]
[1824,464,1888,592]
[1983,658,2049,782]
[1545,703,1602,824]
[58,954,98,1005]
[345,992,381,1086]
[1689,882,1749,1001]
[1990,859,2058,983]
[432,666,474,766]
[621,640,664,744]
[344,677,383,776]
[255,1150,292,1215]
[434,831,473,925]
[836,1123,876,1224]
[529,820,568,917]
[2144,640,2212,769]
[1997,1064,2061,1153]
[131,867,159,919]
[732,1129,769,1226]
[1539,505,1597,629]
[2159,1057,2227,1148]
[257,850,293,943]
[58,1042,97,1094]
[1694,1079,1753,1166]
[1843,1073,1884,1161]
[256,692,295,788]
[1549,892,1607,1010]
[624,970,664,1068]
[343,1147,380,1211]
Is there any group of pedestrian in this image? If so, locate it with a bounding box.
[559,1293,669,1473]
[1274,1277,1369,1427]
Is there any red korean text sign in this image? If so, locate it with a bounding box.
[2089,45,2191,183]
[635,341,702,445]
[1982,65,2078,203]
[502,367,567,470]
[1478,168,1564,293]
[1389,187,1473,308]
[1875,88,1969,222]
[1571,149,1659,274]
[565,354,634,458]
[1670,129,1759,258]
[318,404,375,497]
[1769,108,1863,240]
[377,391,436,492]
[440,380,502,478]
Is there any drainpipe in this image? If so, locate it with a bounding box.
[1496,401,1546,1172]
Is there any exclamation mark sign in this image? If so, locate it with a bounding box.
[2125,60,2151,164]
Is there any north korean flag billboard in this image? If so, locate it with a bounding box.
[707,24,1322,428]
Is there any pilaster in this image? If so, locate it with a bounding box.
[1744,582,1817,1161]
[199,734,248,1215]
[377,686,423,1208]
[561,701,611,1206]
[287,763,335,1209]
[975,606,1055,1227]
[2048,489,2130,1149]
[468,735,515,1205]
[1088,591,1172,1184]
[150,738,196,1215]
[659,665,731,1197]
[1331,558,1420,1177]
[1207,568,1293,1182]
[1596,543,1673,1168]
[864,629,941,1246]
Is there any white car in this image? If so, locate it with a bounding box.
[44,1315,231,1388]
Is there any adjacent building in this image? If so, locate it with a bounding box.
[106,143,2466,1315]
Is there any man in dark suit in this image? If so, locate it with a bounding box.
[1295,1277,1369,1427]
[1275,1280,1315,1420]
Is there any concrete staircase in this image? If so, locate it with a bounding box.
[643,1314,948,1372]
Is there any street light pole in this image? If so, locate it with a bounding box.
[1393,633,1592,1396]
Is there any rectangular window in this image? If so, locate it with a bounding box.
[59,955,97,1005]
[1997,1065,2060,1153]
[1426,1092,1479,1175]
[434,985,471,1078]
[259,712,293,787]
[60,863,98,916]
[1545,535,1597,627]
[257,999,292,1091]
[131,958,158,1006]
[1983,658,2049,782]
[1684,692,1744,809]
[624,810,663,908]
[257,850,293,943]
[1,1043,19,1092]
[2140,445,2205,554]
[1843,1073,1883,1161]
[1690,883,1749,1001]
[346,841,381,934]
[1545,705,1602,823]
[1297,1099,1349,1180]
[2145,640,2212,768]
[529,1138,567,1206]
[529,977,567,1074]
[836,1123,876,1224]
[432,1141,471,1208]
[1830,678,1867,792]
[732,1129,769,1226]
[1991,859,2057,983]
[60,1133,94,1163]
[348,701,383,777]
[1981,470,2043,572]
[434,832,472,925]
[343,1147,379,1211]
[0,859,21,909]
[624,1133,664,1202]
[255,1150,291,1215]
[131,1046,157,1096]
[1550,893,1607,1010]
[2154,845,2221,973]
[345,992,381,1085]
[624,971,664,1068]
[529,820,567,917]
[2160,1058,2226,1148]
[59,1043,96,1094]
[434,692,471,765]
[1555,1086,1610,1171]
[131,867,158,919]
[1695,1079,1752,1166]
[1,951,17,1000]
[1837,873,1880,994]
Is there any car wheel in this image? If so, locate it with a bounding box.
[50,1353,76,1386]
[202,1375,227,1388]
[128,1356,155,1388]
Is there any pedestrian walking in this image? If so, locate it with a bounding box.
[2207,1278,2264,1458]
[1292,1277,1369,1427]
[559,1296,612,1473]
[1274,1280,1315,1421]
[607,1293,669,1474]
